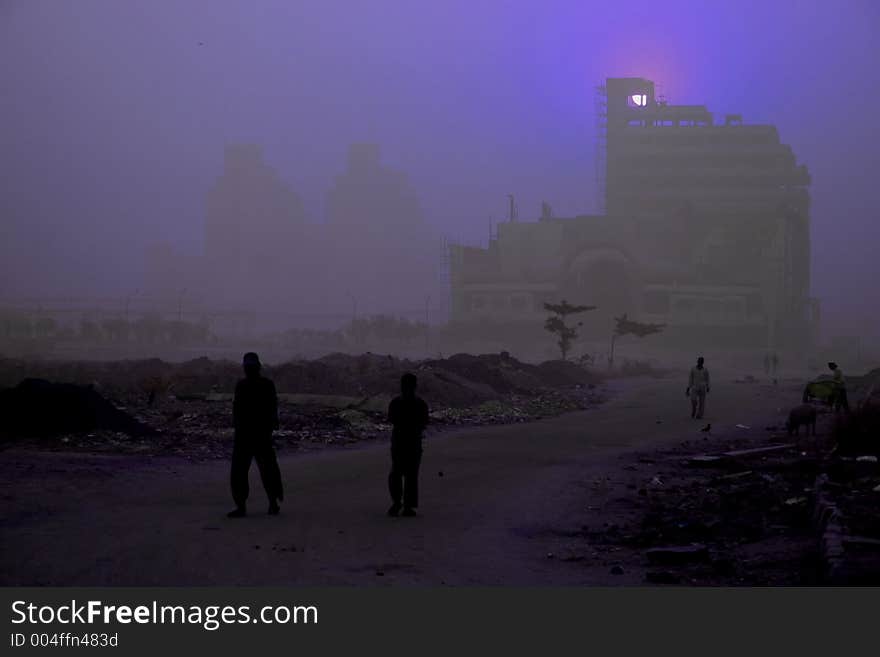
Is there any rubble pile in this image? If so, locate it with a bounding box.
[816,384,880,583]
[0,378,155,440]
[571,390,880,585]
[0,352,600,408]
[815,461,880,584]
[574,433,823,585]
[0,353,604,459]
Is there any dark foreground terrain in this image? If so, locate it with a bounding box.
[6,369,875,586]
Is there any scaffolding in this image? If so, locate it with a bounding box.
[594,84,607,214]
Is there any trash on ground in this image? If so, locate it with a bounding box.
[645,544,710,565]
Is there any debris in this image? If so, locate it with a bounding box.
[842,535,880,549]
[856,456,878,463]
[735,424,751,430]
[650,476,664,487]
[685,455,722,465]
[646,544,709,565]
[646,571,681,584]
[561,554,585,563]
[721,444,794,459]
[712,558,736,576]
[719,471,753,481]
[0,353,605,458]
[784,497,808,506]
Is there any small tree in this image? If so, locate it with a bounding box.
[543,300,596,360]
[609,313,665,368]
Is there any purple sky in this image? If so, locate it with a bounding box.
[1,0,878,338]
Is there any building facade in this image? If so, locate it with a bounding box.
[145,143,441,330]
[450,77,816,352]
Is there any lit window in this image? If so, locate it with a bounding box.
[629,93,648,107]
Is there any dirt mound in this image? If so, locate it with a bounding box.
[420,354,598,402]
[534,359,600,387]
[0,352,602,410]
[270,353,495,407]
[0,378,155,439]
[423,353,537,394]
[270,352,600,408]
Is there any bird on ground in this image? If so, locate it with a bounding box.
[700,423,712,433]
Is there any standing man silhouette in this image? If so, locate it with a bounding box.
[227,352,283,518]
[387,373,429,517]
[686,356,711,419]
[828,361,849,413]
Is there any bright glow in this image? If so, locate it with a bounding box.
[631,93,647,106]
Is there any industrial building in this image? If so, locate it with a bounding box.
[449,77,817,353]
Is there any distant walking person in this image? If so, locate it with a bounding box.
[387,373,429,517]
[228,352,283,518]
[771,352,779,377]
[828,361,849,413]
[686,356,711,419]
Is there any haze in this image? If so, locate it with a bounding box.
[1,0,878,343]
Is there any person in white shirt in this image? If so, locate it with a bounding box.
[687,356,711,419]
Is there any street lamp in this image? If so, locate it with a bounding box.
[424,295,431,354]
[346,291,358,323]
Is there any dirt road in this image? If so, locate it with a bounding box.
[0,374,799,585]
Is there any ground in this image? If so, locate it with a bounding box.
[2,372,831,586]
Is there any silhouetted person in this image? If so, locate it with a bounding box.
[828,361,849,413]
[771,352,779,377]
[228,352,283,518]
[387,373,428,517]
[686,356,710,419]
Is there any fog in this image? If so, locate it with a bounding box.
[1,0,878,353]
